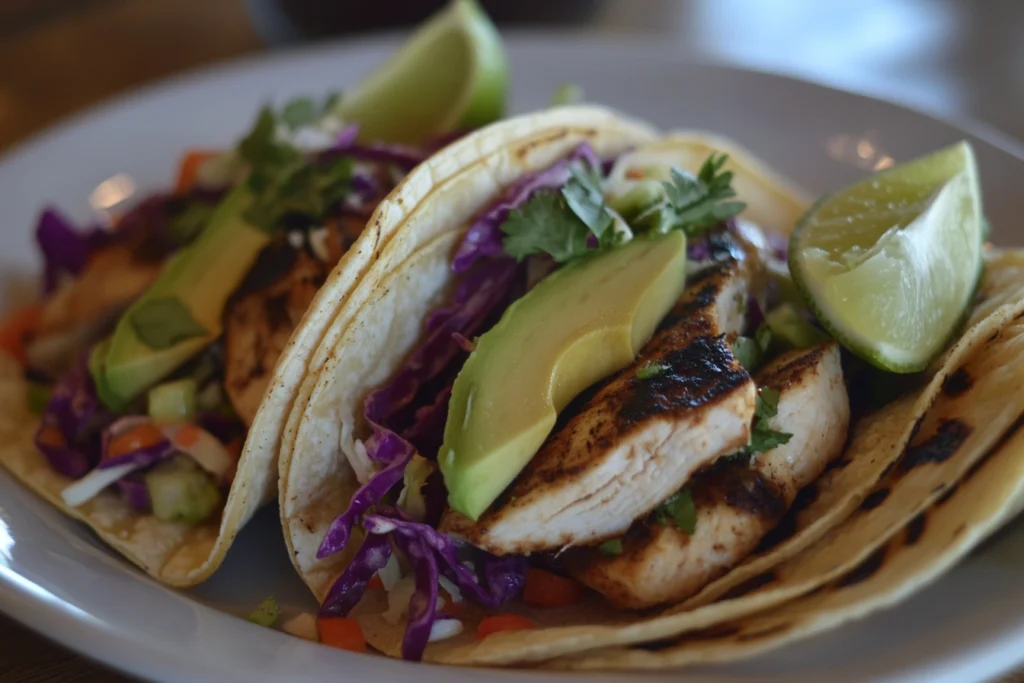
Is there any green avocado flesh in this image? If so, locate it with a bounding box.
[440,231,688,520]
[100,184,269,405]
[144,457,222,525]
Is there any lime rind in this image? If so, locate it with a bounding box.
[332,0,507,144]
[789,142,984,373]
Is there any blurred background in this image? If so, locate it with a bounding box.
[0,0,1021,154]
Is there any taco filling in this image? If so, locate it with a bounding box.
[310,140,872,659]
[20,103,429,526]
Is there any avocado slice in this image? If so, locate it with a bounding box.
[143,456,223,525]
[99,185,269,405]
[440,231,688,520]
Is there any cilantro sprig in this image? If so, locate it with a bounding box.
[634,153,746,237]
[236,96,353,234]
[746,386,793,454]
[500,162,619,263]
[653,489,697,534]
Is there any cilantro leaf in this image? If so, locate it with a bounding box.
[549,83,583,106]
[599,539,623,556]
[130,297,208,350]
[748,422,793,453]
[636,360,670,380]
[654,489,697,534]
[744,386,792,454]
[562,165,614,240]
[756,386,782,419]
[500,190,592,263]
[235,102,355,234]
[281,97,319,130]
[634,153,746,237]
[501,159,620,263]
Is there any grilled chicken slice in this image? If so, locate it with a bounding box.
[442,257,760,554]
[223,217,360,426]
[567,340,849,609]
[27,240,165,375]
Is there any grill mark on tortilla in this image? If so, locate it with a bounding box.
[825,456,852,472]
[932,484,956,505]
[753,481,820,554]
[513,129,573,161]
[835,546,887,588]
[905,513,927,545]
[860,488,891,510]
[618,336,749,424]
[941,368,973,397]
[897,419,972,474]
[720,570,777,600]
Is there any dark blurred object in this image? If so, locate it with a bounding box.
[243,0,606,43]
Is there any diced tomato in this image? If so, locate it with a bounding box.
[175,423,202,448]
[175,150,219,194]
[366,574,383,590]
[0,304,42,366]
[107,423,165,460]
[476,614,534,640]
[317,617,366,653]
[36,425,66,448]
[522,568,583,607]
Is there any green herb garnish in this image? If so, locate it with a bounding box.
[247,596,280,628]
[636,360,670,380]
[236,100,354,234]
[634,154,746,237]
[654,489,697,534]
[501,192,592,263]
[130,297,208,350]
[501,160,619,263]
[599,539,624,556]
[549,83,583,107]
[745,386,793,454]
[562,166,614,240]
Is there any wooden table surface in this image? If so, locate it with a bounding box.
[0,1,1021,681]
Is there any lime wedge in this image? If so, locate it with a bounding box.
[789,141,984,372]
[333,0,507,144]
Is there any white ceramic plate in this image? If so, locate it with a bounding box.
[0,34,1022,683]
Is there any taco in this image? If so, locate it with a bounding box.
[0,0,510,586]
[278,105,1001,665]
